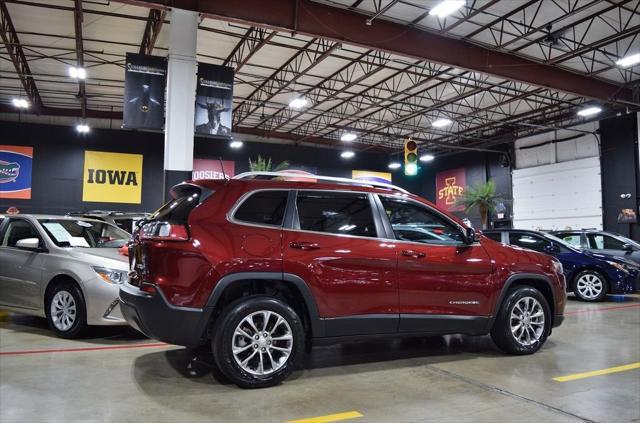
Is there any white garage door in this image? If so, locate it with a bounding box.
[512,156,602,231]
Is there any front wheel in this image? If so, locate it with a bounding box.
[491,286,551,355]
[212,296,305,388]
[46,281,87,338]
[573,270,607,302]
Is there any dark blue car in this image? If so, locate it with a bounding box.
[483,229,639,302]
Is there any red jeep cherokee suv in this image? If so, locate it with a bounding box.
[120,173,566,388]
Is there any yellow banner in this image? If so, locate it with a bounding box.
[82,151,143,204]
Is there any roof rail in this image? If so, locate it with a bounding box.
[232,171,408,193]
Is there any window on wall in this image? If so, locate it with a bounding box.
[296,191,377,238]
[234,191,288,226]
[380,197,464,245]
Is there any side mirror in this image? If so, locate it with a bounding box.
[464,227,480,244]
[544,243,560,254]
[15,238,41,251]
[622,243,635,252]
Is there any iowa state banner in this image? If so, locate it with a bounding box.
[436,168,466,212]
[82,151,143,204]
[0,145,33,199]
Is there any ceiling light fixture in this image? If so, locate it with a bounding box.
[288,97,308,109]
[419,154,435,162]
[577,106,602,117]
[431,118,453,128]
[615,53,640,68]
[12,98,29,109]
[229,140,243,149]
[76,123,90,133]
[341,132,357,142]
[429,0,465,18]
[388,162,402,169]
[69,66,87,80]
[340,151,355,159]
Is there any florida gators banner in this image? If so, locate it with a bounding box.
[436,168,466,212]
[0,145,33,199]
[82,151,143,204]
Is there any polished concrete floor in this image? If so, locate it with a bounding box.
[1,295,639,423]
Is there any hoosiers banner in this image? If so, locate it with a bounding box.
[436,168,466,212]
[0,145,33,199]
[123,53,166,130]
[194,63,234,137]
[82,151,143,204]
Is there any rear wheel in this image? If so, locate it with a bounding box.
[212,296,305,388]
[491,286,551,355]
[573,270,607,302]
[46,281,87,338]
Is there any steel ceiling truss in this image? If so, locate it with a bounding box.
[73,0,86,118]
[0,0,43,111]
[223,26,277,72]
[139,8,166,55]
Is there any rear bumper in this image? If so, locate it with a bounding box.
[119,283,209,347]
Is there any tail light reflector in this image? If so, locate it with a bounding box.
[140,222,189,241]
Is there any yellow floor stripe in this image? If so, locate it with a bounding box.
[553,362,640,382]
[287,411,363,423]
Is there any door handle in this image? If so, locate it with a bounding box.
[289,241,320,251]
[402,249,426,259]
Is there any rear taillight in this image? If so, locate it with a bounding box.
[140,222,189,241]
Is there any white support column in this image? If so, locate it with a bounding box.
[163,8,198,198]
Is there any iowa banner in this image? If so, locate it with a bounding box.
[194,63,234,137]
[123,53,167,130]
[82,151,143,204]
[0,145,33,199]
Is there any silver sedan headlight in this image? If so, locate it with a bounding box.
[92,266,129,284]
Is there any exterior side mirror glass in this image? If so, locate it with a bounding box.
[465,227,480,244]
[622,243,634,252]
[15,238,41,250]
[544,243,560,254]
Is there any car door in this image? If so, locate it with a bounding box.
[0,218,47,309]
[585,233,637,262]
[378,195,494,333]
[282,190,398,336]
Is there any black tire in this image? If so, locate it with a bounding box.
[211,296,305,389]
[45,281,87,339]
[572,270,608,302]
[491,286,551,355]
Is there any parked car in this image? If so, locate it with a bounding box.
[66,210,150,233]
[551,229,640,266]
[120,172,566,388]
[0,215,131,338]
[483,229,639,302]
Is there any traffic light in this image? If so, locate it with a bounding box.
[404,138,418,176]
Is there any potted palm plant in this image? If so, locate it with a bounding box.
[455,180,504,230]
[248,155,290,172]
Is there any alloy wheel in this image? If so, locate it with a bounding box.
[50,290,77,332]
[510,296,545,346]
[232,310,293,376]
[576,273,604,300]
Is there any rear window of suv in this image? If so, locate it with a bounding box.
[233,191,288,226]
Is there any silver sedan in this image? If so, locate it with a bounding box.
[0,214,131,338]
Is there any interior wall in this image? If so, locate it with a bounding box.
[0,121,390,214]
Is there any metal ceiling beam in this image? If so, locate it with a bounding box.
[139,8,166,55]
[0,0,43,111]
[223,27,277,72]
[73,0,86,118]
[116,0,636,106]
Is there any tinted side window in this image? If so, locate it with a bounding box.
[234,191,288,226]
[296,192,376,237]
[556,233,582,247]
[509,233,550,253]
[1,219,41,247]
[380,197,464,244]
[483,232,503,242]
[586,234,625,250]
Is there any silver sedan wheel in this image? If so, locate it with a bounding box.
[232,310,293,376]
[510,297,545,346]
[576,273,604,300]
[50,290,77,332]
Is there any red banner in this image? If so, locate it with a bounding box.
[435,168,466,212]
[192,159,235,180]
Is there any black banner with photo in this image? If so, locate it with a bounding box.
[123,53,166,130]
[194,63,234,138]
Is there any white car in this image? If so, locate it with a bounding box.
[0,214,131,338]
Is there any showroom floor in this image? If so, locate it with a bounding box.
[1,295,639,423]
